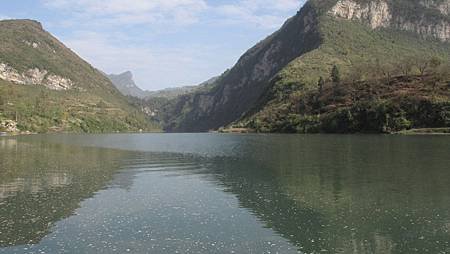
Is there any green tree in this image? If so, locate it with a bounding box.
[416,58,429,77]
[331,65,341,84]
[317,77,324,95]
[399,57,415,77]
[429,57,442,73]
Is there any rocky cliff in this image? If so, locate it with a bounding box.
[330,0,450,41]
[0,62,73,90]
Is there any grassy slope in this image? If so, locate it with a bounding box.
[0,79,159,133]
[239,16,450,133]
[276,16,450,89]
[0,20,159,133]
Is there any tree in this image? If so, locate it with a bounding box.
[317,76,324,95]
[376,59,395,84]
[331,65,341,84]
[347,64,364,86]
[0,87,5,113]
[437,62,450,81]
[429,57,442,73]
[416,58,429,77]
[398,57,415,77]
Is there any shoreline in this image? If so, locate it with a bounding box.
[2,128,450,137]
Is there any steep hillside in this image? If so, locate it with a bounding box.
[107,71,147,98]
[145,86,199,100]
[163,0,450,133]
[162,3,322,132]
[0,20,158,133]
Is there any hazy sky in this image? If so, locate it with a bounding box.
[1,0,305,91]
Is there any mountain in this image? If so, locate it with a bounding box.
[107,70,217,100]
[0,20,159,133]
[145,76,218,100]
[107,71,147,98]
[145,86,198,100]
[162,0,450,133]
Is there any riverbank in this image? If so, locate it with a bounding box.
[217,127,256,134]
[396,128,450,135]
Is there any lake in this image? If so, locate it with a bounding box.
[0,134,449,253]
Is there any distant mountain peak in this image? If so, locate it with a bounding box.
[119,71,133,78]
[107,71,146,98]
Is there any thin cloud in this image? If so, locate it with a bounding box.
[38,0,305,89]
[213,0,304,29]
[42,0,303,28]
[42,0,208,26]
[65,32,229,90]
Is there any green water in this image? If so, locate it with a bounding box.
[0,134,449,253]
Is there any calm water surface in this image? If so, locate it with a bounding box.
[0,134,449,253]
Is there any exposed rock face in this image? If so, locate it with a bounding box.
[329,0,392,29]
[420,0,450,15]
[329,0,450,41]
[0,120,19,132]
[394,17,450,43]
[23,40,40,48]
[0,62,73,90]
[45,74,74,90]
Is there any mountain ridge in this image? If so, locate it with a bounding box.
[160,0,450,133]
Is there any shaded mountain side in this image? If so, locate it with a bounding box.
[161,0,450,133]
[163,2,323,132]
[0,20,158,133]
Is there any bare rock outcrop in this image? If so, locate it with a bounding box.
[329,0,450,41]
[329,0,392,29]
[0,62,73,90]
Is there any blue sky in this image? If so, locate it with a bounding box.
[1,0,305,91]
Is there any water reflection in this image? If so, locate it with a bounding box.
[0,139,132,247]
[208,135,450,253]
[0,134,449,254]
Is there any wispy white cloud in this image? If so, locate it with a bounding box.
[39,0,305,89]
[42,0,208,26]
[65,31,229,90]
[42,0,303,29]
[210,0,304,29]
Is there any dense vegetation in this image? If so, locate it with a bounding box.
[241,68,450,133]
[0,20,159,133]
[0,80,156,133]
